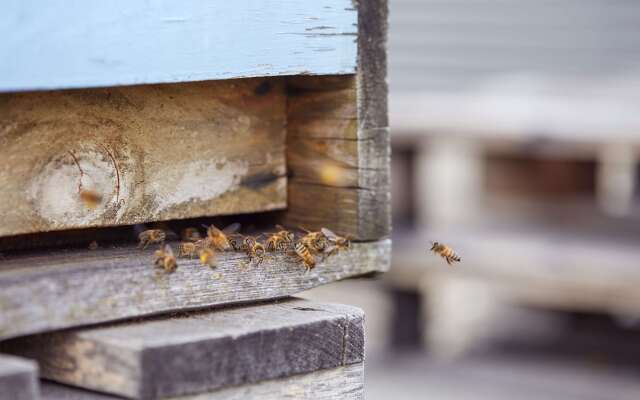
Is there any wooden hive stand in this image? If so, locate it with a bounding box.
[0,0,389,398]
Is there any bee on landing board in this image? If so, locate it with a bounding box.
[138,229,166,249]
[241,236,266,265]
[264,225,295,252]
[299,227,328,255]
[321,228,351,256]
[199,248,217,268]
[178,241,200,258]
[154,244,177,273]
[203,223,240,251]
[294,241,316,272]
[429,241,461,266]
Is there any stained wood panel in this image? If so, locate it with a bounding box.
[284,75,390,240]
[0,0,357,92]
[40,363,364,400]
[0,78,286,237]
[0,240,390,340]
[0,354,39,400]
[5,299,364,399]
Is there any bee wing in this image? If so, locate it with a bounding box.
[223,222,241,234]
[164,244,174,257]
[321,227,337,239]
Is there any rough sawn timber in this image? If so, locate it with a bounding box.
[0,354,39,400]
[0,78,286,237]
[0,239,390,341]
[5,299,364,399]
[40,363,364,400]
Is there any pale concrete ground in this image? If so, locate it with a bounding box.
[301,279,640,400]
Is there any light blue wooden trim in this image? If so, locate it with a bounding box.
[0,0,357,92]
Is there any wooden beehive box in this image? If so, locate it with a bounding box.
[0,0,389,343]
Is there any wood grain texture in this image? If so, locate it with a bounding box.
[0,1,357,92]
[5,299,364,399]
[283,74,390,241]
[0,354,39,400]
[40,363,363,400]
[283,0,389,240]
[0,78,286,237]
[0,239,389,341]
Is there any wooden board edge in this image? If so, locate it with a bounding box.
[0,239,390,341]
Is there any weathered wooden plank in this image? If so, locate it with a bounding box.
[283,75,390,241]
[5,299,364,399]
[40,363,364,400]
[282,0,389,241]
[0,354,39,400]
[0,78,286,237]
[0,240,389,340]
[0,1,357,92]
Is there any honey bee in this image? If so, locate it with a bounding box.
[181,227,201,242]
[228,234,244,251]
[294,241,316,272]
[199,248,217,268]
[153,244,177,273]
[203,223,240,251]
[79,189,102,209]
[242,236,266,265]
[178,242,199,258]
[264,225,295,252]
[138,229,166,249]
[299,227,328,255]
[429,241,461,266]
[321,228,351,255]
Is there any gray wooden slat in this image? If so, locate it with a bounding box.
[0,354,39,400]
[5,299,364,399]
[0,240,390,341]
[40,363,364,400]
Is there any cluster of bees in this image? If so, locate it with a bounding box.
[137,224,351,274]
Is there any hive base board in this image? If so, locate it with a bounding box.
[40,363,363,400]
[0,239,389,341]
[4,299,364,399]
[0,354,39,400]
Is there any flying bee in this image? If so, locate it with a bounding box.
[321,228,351,255]
[153,244,177,273]
[181,227,201,242]
[429,241,461,266]
[79,189,102,209]
[294,241,316,272]
[299,227,328,255]
[203,222,240,251]
[199,248,217,268]
[138,229,166,249]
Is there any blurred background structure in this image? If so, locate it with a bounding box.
[304,1,640,398]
